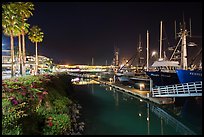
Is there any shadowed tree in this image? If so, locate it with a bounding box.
[28,26,44,75]
[12,20,29,76]
[2,3,21,77]
[14,2,34,75]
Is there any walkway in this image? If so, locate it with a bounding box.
[93,78,174,105]
[67,72,174,105]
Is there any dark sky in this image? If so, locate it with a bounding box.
[2,2,202,65]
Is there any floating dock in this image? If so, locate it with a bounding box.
[93,78,174,105]
[67,72,174,105]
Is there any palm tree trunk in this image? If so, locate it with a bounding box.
[35,42,38,75]
[22,30,26,75]
[18,34,23,75]
[10,31,14,77]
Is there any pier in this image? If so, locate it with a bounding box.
[67,72,174,105]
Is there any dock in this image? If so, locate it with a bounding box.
[67,72,174,105]
[93,78,174,105]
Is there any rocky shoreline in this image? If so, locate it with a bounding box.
[64,103,85,135]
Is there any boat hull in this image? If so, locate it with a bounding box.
[117,76,130,82]
[176,69,202,84]
[145,71,180,86]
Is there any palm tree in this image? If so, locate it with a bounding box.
[28,26,44,75]
[14,2,34,75]
[14,29,23,76]
[12,19,27,76]
[2,3,21,77]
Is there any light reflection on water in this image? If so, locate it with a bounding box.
[71,78,200,135]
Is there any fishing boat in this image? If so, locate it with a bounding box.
[145,59,180,86]
[176,69,202,84]
[145,21,181,86]
[173,19,202,84]
[146,19,202,86]
[117,76,130,82]
[100,69,114,80]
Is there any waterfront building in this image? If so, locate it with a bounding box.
[2,49,54,74]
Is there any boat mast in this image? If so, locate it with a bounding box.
[146,30,149,71]
[138,34,142,66]
[199,60,202,69]
[115,47,119,67]
[179,20,188,70]
[91,57,94,66]
[159,21,163,60]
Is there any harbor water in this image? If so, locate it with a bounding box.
[70,78,202,135]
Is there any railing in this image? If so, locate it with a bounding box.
[151,81,202,97]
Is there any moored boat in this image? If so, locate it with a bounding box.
[145,60,180,86]
[176,69,202,84]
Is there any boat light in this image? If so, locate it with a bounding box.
[139,83,145,90]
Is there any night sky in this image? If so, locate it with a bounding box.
[2,2,202,65]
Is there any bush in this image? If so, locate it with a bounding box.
[2,73,73,135]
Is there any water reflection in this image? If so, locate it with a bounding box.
[161,117,163,135]
[72,78,99,85]
[108,85,196,135]
[147,103,150,135]
[91,83,94,94]
[150,105,196,135]
[113,89,119,107]
[72,78,198,135]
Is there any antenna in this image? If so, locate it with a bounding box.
[189,18,192,37]
[159,21,163,59]
[138,34,142,65]
[182,12,186,30]
[91,57,94,66]
[139,34,142,50]
[174,20,177,39]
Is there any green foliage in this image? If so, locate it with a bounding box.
[28,25,44,43]
[2,97,26,135]
[43,114,71,135]
[2,73,73,135]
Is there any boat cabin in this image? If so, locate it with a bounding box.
[151,60,180,72]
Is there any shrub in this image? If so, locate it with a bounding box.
[2,73,72,135]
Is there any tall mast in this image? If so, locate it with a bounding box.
[146,30,149,71]
[180,19,188,70]
[159,21,163,59]
[181,29,188,70]
[138,34,142,66]
[91,57,94,66]
[115,47,119,67]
